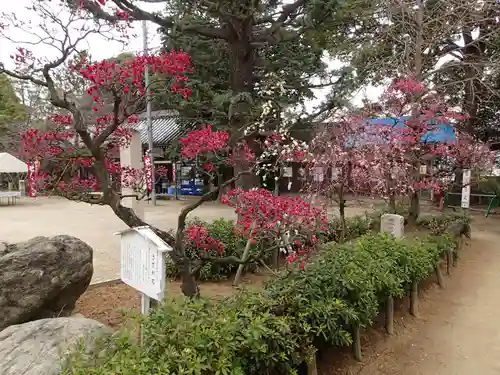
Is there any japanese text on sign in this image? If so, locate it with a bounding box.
[143,155,153,191]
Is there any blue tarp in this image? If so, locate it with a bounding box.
[366,116,455,143]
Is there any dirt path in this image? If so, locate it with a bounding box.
[327,219,500,375]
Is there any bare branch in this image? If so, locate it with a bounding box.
[73,0,229,40]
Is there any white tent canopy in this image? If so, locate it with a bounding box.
[0,153,28,173]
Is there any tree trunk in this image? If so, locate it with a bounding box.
[462,27,485,135]
[234,221,256,285]
[338,187,347,242]
[232,142,259,189]
[228,22,260,190]
[408,191,420,225]
[180,261,199,298]
[216,170,224,201]
[388,194,396,214]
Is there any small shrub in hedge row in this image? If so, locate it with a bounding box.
[63,232,456,375]
[416,212,471,235]
[265,233,454,338]
[321,213,375,243]
[64,293,307,375]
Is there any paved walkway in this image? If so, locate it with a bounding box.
[0,196,374,283]
[0,197,237,283]
[328,218,500,375]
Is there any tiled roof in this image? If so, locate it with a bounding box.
[132,115,198,146]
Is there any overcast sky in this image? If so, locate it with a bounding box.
[0,0,381,112]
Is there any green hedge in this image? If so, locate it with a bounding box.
[63,231,456,375]
[416,212,471,234]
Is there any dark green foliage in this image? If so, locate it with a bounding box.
[63,293,306,375]
[63,231,456,375]
[0,75,26,126]
[150,0,367,135]
[0,74,27,150]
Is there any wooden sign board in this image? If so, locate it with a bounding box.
[115,226,172,301]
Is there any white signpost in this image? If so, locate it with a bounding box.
[115,226,172,314]
[380,213,404,335]
[313,166,324,182]
[461,169,471,209]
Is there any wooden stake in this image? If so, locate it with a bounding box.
[435,263,445,289]
[410,281,418,317]
[446,249,453,275]
[386,295,394,334]
[453,238,461,267]
[307,353,318,375]
[233,221,256,286]
[352,326,362,361]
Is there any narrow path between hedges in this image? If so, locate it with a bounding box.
[328,221,500,375]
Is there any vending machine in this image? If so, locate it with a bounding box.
[179,162,203,196]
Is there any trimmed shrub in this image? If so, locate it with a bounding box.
[62,232,457,375]
[63,293,308,375]
[416,212,471,235]
[321,213,375,243]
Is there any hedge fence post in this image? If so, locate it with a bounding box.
[379,214,403,332]
[386,295,394,334]
[446,248,453,275]
[435,262,445,289]
[307,353,318,375]
[410,280,418,316]
[352,325,362,361]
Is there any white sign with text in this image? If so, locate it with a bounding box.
[461,169,471,209]
[115,226,172,301]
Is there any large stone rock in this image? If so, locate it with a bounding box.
[0,235,93,330]
[0,317,108,375]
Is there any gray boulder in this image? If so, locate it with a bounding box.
[0,317,108,375]
[0,235,93,330]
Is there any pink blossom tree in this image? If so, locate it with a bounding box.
[329,77,496,222]
[306,116,373,234]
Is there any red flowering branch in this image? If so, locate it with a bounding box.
[221,188,325,269]
[0,1,193,252]
[2,1,323,297]
[185,225,225,255]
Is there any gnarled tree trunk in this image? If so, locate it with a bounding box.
[227,19,260,190]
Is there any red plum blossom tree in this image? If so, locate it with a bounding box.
[0,1,320,297]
